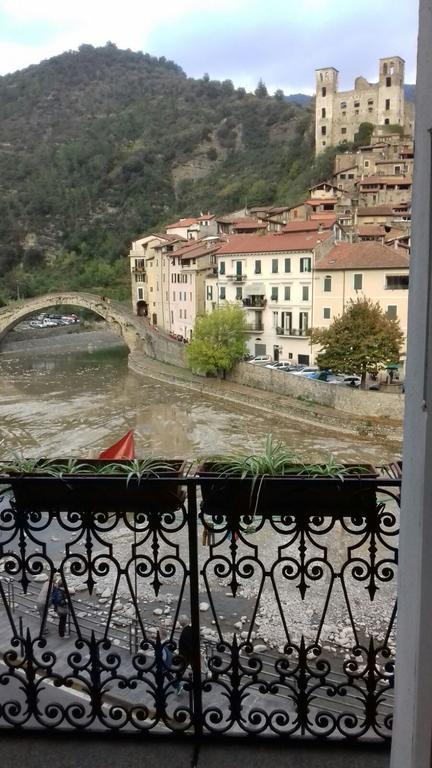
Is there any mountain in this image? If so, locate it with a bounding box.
[0,44,326,302]
[285,93,312,105]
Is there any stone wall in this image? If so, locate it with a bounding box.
[228,363,404,420]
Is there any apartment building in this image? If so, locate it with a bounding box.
[205,231,334,365]
[313,241,409,360]
[167,239,220,340]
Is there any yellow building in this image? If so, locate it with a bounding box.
[313,241,409,362]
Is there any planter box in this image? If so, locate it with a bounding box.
[197,462,378,518]
[0,459,186,514]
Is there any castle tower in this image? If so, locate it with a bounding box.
[377,56,405,129]
[315,67,339,154]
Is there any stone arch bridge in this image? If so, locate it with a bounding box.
[0,292,186,367]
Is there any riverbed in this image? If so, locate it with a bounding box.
[0,333,399,464]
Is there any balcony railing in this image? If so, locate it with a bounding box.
[242,298,266,309]
[243,323,264,332]
[0,473,399,740]
[226,274,247,282]
[276,327,308,337]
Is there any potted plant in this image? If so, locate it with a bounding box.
[0,456,187,514]
[196,435,377,519]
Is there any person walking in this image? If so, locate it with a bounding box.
[176,614,194,696]
[51,579,69,638]
[36,580,51,635]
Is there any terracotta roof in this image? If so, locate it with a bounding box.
[304,198,338,206]
[315,242,410,271]
[217,232,332,255]
[284,218,336,233]
[357,206,394,216]
[166,216,214,229]
[309,182,339,192]
[357,176,412,186]
[309,213,338,223]
[153,232,186,243]
[357,225,386,237]
[232,219,267,230]
[169,240,222,260]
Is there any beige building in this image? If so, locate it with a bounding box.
[315,57,414,154]
[205,231,334,365]
[313,241,409,362]
[167,239,220,340]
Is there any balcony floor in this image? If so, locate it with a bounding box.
[0,732,390,768]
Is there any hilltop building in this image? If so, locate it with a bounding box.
[315,57,415,154]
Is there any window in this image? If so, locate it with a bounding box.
[255,259,261,274]
[302,286,309,301]
[384,118,390,125]
[364,160,370,168]
[284,258,291,273]
[340,173,346,179]
[340,101,347,109]
[321,126,327,136]
[171,311,174,324]
[220,286,226,299]
[354,101,360,108]
[342,111,346,117]
[179,309,182,319]
[299,312,309,332]
[321,107,326,118]
[206,286,213,300]
[272,311,278,328]
[272,258,278,273]
[368,99,374,106]
[387,305,397,318]
[184,309,187,319]
[323,307,331,319]
[355,109,359,116]
[271,287,278,301]
[236,287,242,300]
[324,275,332,292]
[173,291,176,300]
[137,288,143,300]
[284,286,291,301]
[300,257,311,273]
[341,127,347,135]
[395,165,401,174]
[386,76,392,87]
[385,99,391,111]
[322,87,326,97]
[353,273,363,290]
[219,261,225,275]
[386,275,409,289]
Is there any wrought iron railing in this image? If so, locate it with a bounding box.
[0,474,400,739]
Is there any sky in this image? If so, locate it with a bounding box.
[0,0,418,93]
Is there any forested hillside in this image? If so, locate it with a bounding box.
[0,44,345,301]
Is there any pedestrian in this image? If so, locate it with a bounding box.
[51,579,69,638]
[159,628,181,693]
[36,580,51,635]
[176,614,194,696]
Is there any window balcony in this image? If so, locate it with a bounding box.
[242,297,266,309]
[0,470,398,750]
[226,274,247,282]
[243,322,264,331]
[276,327,308,336]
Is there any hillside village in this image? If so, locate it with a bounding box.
[129,57,413,371]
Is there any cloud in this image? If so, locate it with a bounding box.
[0,0,418,87]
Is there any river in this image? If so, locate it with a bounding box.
[0,339,399,464]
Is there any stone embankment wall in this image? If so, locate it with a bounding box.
[228,363,404,420]
[139,328,187,367]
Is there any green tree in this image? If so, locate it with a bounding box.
[187,304,248,377]
[310,298,404,388]
[274,89,285,102]
[354,122,375,147]
[254,79,268,98]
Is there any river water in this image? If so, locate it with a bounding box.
[0,342,398,464]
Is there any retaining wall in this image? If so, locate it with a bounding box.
[227,363,404,420]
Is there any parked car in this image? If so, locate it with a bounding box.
[248,355,273,365]
[306,371,340,383]
[328,375,361,387]
[289,366,319,376]
[265,361,292,369]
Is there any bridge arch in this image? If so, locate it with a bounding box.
[0,291,187,368]
[0,292,143,353]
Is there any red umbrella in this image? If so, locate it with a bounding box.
[99,429,135,460]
